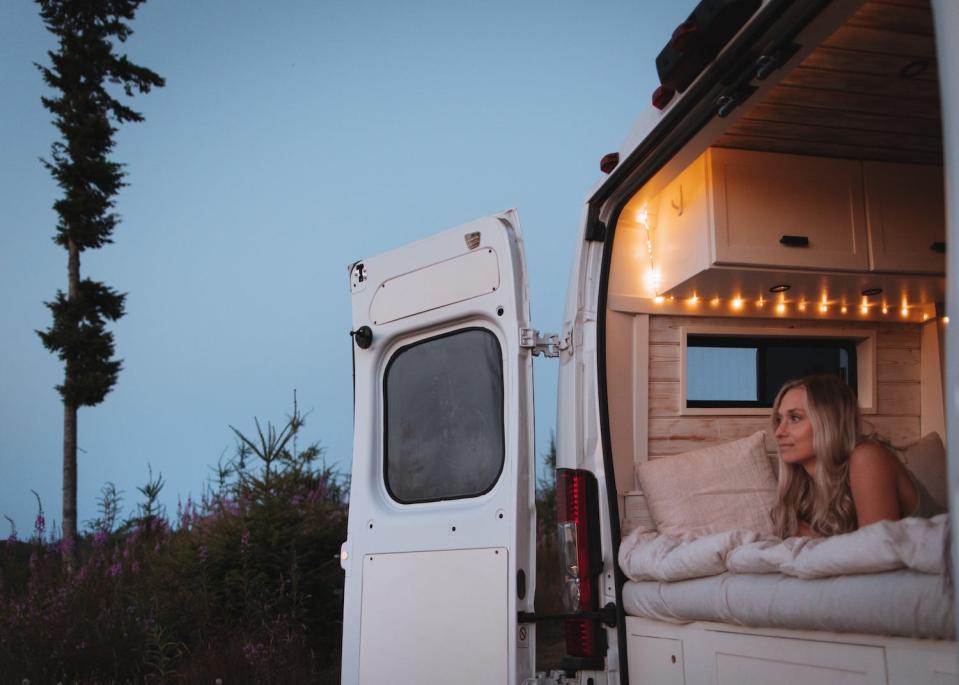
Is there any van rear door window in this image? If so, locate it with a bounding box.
[383,328,504,504]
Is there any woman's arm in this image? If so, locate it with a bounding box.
[848,442,904,527]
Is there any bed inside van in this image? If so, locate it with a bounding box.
[602,1,954,682]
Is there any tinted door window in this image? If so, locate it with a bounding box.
[384,328,504,503]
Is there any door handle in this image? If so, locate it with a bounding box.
[779,235,809,247]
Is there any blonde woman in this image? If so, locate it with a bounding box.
[770,374,942,538]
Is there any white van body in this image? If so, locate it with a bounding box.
[340,0,959,683]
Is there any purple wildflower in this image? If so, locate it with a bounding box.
[107,562,123,578]
[198,545,209,564]
[93,528,108,548]
[131,560,141,575]
[34,512,46,539]
[242,641,267,664]
[59,535,74,557]
[291,494,302,507]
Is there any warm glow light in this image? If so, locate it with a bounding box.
[688,294,699,305]
[900,307,909,317]
[732,297,744,311]
[757,297,765,308]
[776,303,786,314]
[711,297,720,307]
[882,306,889,315]
[841,306,848,314]
[944,316,950,324]
[637,204,649,227]
[654,295,665,304]
[860,305,868,314]
[819,304,828,313]
[798,302,807,312]
[644,268,662,292]
[923,313,929,320]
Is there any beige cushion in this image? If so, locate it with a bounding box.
[898,432,948,511]
[637,432,777,537]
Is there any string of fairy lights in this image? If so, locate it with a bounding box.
[636,203,946,323]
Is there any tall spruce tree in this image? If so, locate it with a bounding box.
[35,0,164,560]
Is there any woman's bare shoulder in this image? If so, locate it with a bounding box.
[848,441,901,486]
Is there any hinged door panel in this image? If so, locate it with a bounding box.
[340,210,536,685]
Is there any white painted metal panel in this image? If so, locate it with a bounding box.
[368,248,500,325]
[340,210,536,685]
[358,548,507,684]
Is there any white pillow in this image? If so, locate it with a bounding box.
[637,431,777,537]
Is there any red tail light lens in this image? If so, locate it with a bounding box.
[556,468,602,658]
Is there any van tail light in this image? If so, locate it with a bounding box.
[556,468,604,659]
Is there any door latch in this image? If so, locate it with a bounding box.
[520,328,570,357]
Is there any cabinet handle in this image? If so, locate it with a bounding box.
[779,235,809,247]
[930,242,946,254]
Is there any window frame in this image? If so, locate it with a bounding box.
[381,325,506,505]
[679,325,877,416]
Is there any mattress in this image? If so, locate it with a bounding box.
[622,570,954,639]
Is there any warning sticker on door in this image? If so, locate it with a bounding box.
[517,624,530,649]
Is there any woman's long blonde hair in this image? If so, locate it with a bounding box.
[770,374,861,537]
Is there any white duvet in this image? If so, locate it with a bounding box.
[619,514,949,582]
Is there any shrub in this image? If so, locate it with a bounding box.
[0,399,347,683]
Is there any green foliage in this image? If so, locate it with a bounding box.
[0,399,347,683]
[35,0,164,408]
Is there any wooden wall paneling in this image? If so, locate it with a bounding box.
[632,315,650,472]
[877,346,922,382]
[877,324,922,348]
[864,415,922,445]
[649,344,680,382]
[647,417,772,457]
[920,318,946,439]
[649,381,681,417]
[877,381,922,415]
[607,310,638,494]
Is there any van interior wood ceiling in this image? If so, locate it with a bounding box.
[716,0,942,165]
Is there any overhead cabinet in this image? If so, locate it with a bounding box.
[650,148,944,297]
[864,161,946,275]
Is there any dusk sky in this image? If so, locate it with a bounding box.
[1,1,681,534]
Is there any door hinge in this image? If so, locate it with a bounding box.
[520,328,570,358]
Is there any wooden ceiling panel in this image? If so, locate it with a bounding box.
[844,1,934,35]
[716,0,941,165]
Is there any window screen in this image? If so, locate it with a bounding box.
[687,335,857,408]
[384,328,504,503]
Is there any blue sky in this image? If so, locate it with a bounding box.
[0,0,681,534]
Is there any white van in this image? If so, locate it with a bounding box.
[339,0,959,682]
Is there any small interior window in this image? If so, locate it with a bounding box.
[687,335,857,408]
[383,328,504,504]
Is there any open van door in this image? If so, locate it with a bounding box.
[339,210,537,685]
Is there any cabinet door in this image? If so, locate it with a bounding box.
[709,148,870,271]
[865,161,945,274]
[707,631,887,685]
[628,635,686,685]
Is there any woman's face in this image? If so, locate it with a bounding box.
[774,387,817,473]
